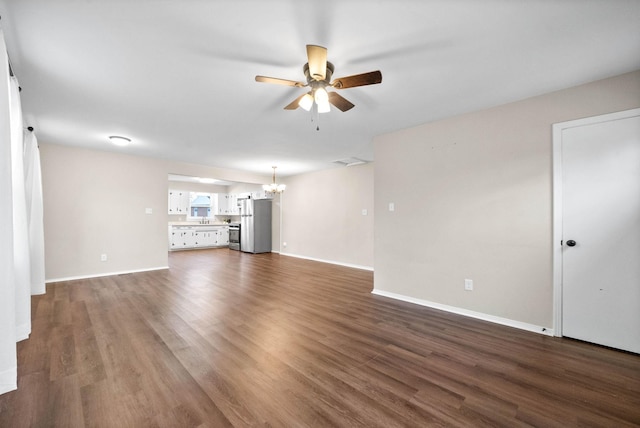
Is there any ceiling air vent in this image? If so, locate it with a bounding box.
[332,157,368,167]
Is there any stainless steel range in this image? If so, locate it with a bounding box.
[228,223,240,250]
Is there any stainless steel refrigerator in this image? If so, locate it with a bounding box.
[238,198,272,253]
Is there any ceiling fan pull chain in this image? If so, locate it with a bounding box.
[309,102,320,130]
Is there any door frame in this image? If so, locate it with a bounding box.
[552,107,640,337]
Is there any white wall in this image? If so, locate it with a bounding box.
[41,145,170,280]
[280,163,374,269]
[373,70,640,331]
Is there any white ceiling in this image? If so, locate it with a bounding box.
[1,0,639,177]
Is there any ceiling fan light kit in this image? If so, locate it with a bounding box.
[299,93,314,111]
[255,44,382,121]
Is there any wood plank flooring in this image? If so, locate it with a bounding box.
[1,249,639,427]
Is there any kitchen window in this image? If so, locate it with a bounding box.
[188,193,212,219]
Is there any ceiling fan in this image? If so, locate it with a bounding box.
[255,45,382,113]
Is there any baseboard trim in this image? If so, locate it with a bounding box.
[279,252,373,271]
[371,289,554,336]
[0,367,17,396]
[45,266,170,284]
[16,322,30,342]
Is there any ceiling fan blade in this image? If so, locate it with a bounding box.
[255,75,305,87]
[306,45,327,81]
[284,92,308,110]
[328,92,355,112]
[331,70,382,89]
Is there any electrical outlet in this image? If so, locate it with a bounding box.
[362,209,368,216]
[465,279,473,291]
[145,208,153,214]
[101,254,107,262]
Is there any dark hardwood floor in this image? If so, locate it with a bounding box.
[1,249,639,427]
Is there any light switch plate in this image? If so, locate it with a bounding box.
[388,202,395,212]
[145,208,153,214]
[465,279,473,291]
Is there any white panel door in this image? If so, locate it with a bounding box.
[559,110,640,354]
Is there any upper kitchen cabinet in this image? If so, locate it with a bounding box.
[251,190,274,200]
[216,193,228,215]
[216,193,240,215]
[228,194,239,215]
[168,189,190,214]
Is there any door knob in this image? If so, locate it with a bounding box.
[566,240,577,247]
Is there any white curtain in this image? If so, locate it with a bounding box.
[24,130,45,295]
[1,24,48,396]
[0,27,17,395]
[10,76,31,342]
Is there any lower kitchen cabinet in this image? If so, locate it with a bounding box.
[169,229,195,249]
[169,226,229,250]
[218,227,229,246]
[194,229,218,247]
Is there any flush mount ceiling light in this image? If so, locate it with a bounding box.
[197,177,216,184]
[108,135,131,147]
[255,44,382,117]
[262,166,286,193]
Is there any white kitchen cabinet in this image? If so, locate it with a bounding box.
[168,190,190,215]
[170,228,196,249]
[183,229,197,247]
[216,193,240,215]
[216,193,229,215]
[194,229,218,247]
[169,228,184,249]
[218,227,229,245]
[209,195,218,216]
[251,190,274,200]
[228,194,239,215]
[193,229,204,247]
[206,230,219,246]
[169,226,229,250]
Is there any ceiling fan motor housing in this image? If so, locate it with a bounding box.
[304,62,334,85]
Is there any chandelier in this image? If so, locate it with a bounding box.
[263,166,286,193]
